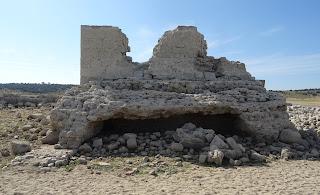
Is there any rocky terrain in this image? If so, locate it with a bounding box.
[0,104,319,194]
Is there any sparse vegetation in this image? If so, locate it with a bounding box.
[0,83,75,93]
[276,88,320,106]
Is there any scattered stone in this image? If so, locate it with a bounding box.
[123,133,137,140]
[170,142,184,152]
[279,129,303,144]
[180,136,205,149]
[41,130,59,145]
[27,113,44,120]
[280,148,292,160]
[210,135,229,149]
[54,144,63,149]
[250,150,266,162]
[118,146,129,153]
[205,133,214,143]
[77,157,87,165]
[207,149,224,166]
[107,142,119,151]
[10,140,31,155]
[0,148,10,157]
[125,167,138,175]
[127,138,138,150]
[79,143,92,153]
[182,123,196,130]
[93,138,103,148]
[21,125,33,131]
[310,148,319,158]
[198,153,207,164]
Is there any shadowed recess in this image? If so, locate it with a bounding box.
[98,113,249,137]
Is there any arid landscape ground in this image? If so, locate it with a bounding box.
[0,88,320,195]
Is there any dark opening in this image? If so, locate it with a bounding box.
[100,113,248,137]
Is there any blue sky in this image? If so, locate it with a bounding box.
[0,0,319,90]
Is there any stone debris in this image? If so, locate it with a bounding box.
[6,104,315,170]
[207,150,224,166]
[279,129,304,144]
[10,140,31,155]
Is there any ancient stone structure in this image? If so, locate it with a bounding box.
[51,25,294,149]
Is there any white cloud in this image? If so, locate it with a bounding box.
[259,26,284,36]
[241,53,320,76]
[207,35,241,49]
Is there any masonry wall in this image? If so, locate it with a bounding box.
[80,25,134,84]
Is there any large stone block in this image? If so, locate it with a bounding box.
[80,25,135,84]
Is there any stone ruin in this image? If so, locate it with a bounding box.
[50,25,295,149]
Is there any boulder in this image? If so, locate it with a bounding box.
[123,133,137,140]
[279,129,303,144]
[199,153,207,164]
[127,138,138,150]
[180,136,205,149]
[280,148,292,160]
[79,143,92,153]
[10,140,31,155]
[207,149,224,166]
[93,138,103,148]
[210,135,229,149]
[41,130,59,145]
[250,150,266,162]
[170,142,184,152]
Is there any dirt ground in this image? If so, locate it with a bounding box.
[0,159,320,195]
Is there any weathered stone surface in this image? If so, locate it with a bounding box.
[210,135,229,149]
[41,130,59,145]
[127,138,137,150]
[50,25,294,149]
[170,142,184,152]
[207,149,224,165]
[11,140,31,155]
[279,129,303,144]
[81,25,135,84]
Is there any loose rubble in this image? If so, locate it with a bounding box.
[5,104,320,171]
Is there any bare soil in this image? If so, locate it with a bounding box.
[1,159,320,194]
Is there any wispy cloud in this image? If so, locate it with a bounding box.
[241,53,320,77]
[207,35,241,49]
[259,26,284,36]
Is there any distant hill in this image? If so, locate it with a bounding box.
[0,83,76,93]
[272,88,320,97]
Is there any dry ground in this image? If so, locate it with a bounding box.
[1,159,320,194]
[284,92,320,107]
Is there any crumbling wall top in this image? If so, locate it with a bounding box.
[80,25,253,83]
[80,25,134,84]
[152,26,207,58]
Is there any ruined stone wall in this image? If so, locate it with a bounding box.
[81,25,253,83]
[50,25,292,149]
[80,26,135,84]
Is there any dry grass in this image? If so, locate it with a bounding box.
[286,96,320,106]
